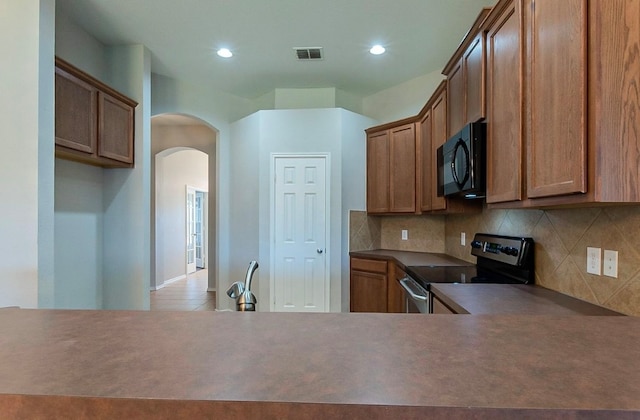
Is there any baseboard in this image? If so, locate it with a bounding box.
[154,274,187,290]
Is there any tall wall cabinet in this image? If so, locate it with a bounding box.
[55,57,137,168]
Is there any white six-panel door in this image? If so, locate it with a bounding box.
[273,156,328,312]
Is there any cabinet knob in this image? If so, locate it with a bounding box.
[317,249,324,254]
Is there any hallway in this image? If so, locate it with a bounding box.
[150,269,216,311]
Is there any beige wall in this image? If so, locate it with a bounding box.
[362,69,445,125]
[350,206,640,316]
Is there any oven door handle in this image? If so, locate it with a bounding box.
[399,277,428,301]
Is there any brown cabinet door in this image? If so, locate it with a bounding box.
[99,92,135,164]
[432,297,456,314]
[486,0,524,204]
[350,270,387,312]
[431,84,448,211]
[465,33,486,124]
[526,0,587,198]
[366,131,390,213]
[419,110,432,212]
[589,0,640,202]
[389,124,416,213]
[387,265,406,313]
[55,68,97,154]
[447,58,465,137]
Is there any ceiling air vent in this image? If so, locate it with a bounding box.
[294,47,323,60]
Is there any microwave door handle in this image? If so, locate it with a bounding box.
[399,277,428,301]
[451,139,470,188]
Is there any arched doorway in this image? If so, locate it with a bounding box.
[150,114,218,306]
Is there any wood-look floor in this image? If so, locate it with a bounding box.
[150,269,216,311]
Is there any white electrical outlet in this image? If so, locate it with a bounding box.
[460,232,466,246]
[586,247,601,275]
[603,250,618,278]
[401,229,408,241]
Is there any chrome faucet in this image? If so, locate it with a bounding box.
[226,260,259,311]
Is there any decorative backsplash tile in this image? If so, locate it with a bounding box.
[446,206,640,316]
[349,206,640,316]
[349,211,381,251]
[379,215,445,252]
[349,211,445,253]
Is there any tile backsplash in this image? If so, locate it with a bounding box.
[350,206,640,316]
[349,211,445,253]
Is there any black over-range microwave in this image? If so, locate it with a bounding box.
[437,122,486,199]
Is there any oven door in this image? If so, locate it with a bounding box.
[398,276,430,313]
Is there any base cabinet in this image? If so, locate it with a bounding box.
[55,57,137,168]
[432,297,457,314]
[350,257,412,313]
[350,258,388,312]
[388,265,406,313]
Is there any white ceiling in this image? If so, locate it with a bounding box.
[56,0,496,100]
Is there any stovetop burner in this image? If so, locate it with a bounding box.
[406,233,534,290]
[406,265,528,291]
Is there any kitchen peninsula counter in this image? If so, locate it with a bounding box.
[1,309,639,419]
[431,284,623,316]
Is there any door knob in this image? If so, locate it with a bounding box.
[317,249,324,254]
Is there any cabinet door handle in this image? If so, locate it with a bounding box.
[317,249,324,254]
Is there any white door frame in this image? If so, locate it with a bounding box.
[270,153,331,312]
[195,190,207,269]
[186,186,197,274]
[186,185,208,274]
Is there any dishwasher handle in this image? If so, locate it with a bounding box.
[399,277,428,301]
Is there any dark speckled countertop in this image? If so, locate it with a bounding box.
[432,284,623,315]
[349,249,472,270]
[351,249,619,316]
[0,309,639,419]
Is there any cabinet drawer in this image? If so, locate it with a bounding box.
[351,258,387,274]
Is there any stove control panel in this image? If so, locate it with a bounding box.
[470,233,533,268]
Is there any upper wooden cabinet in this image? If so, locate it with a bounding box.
[584,0,640,204]
[366,120,417,214]
[414,81,482,215]
[430,82,448,212]
[55,57,137,168]
[367,0,640,211]
[485,0,640,207]
[418,108,433,212]
[366,130,390,213]
[485,0,587,205]
[485,0,524,204]
[526,0,587,199]
[443,8,491,137]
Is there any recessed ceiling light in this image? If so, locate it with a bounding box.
[217,48,233,58]
[369,45,386,55]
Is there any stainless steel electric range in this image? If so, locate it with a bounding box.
[399,233,534,313]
